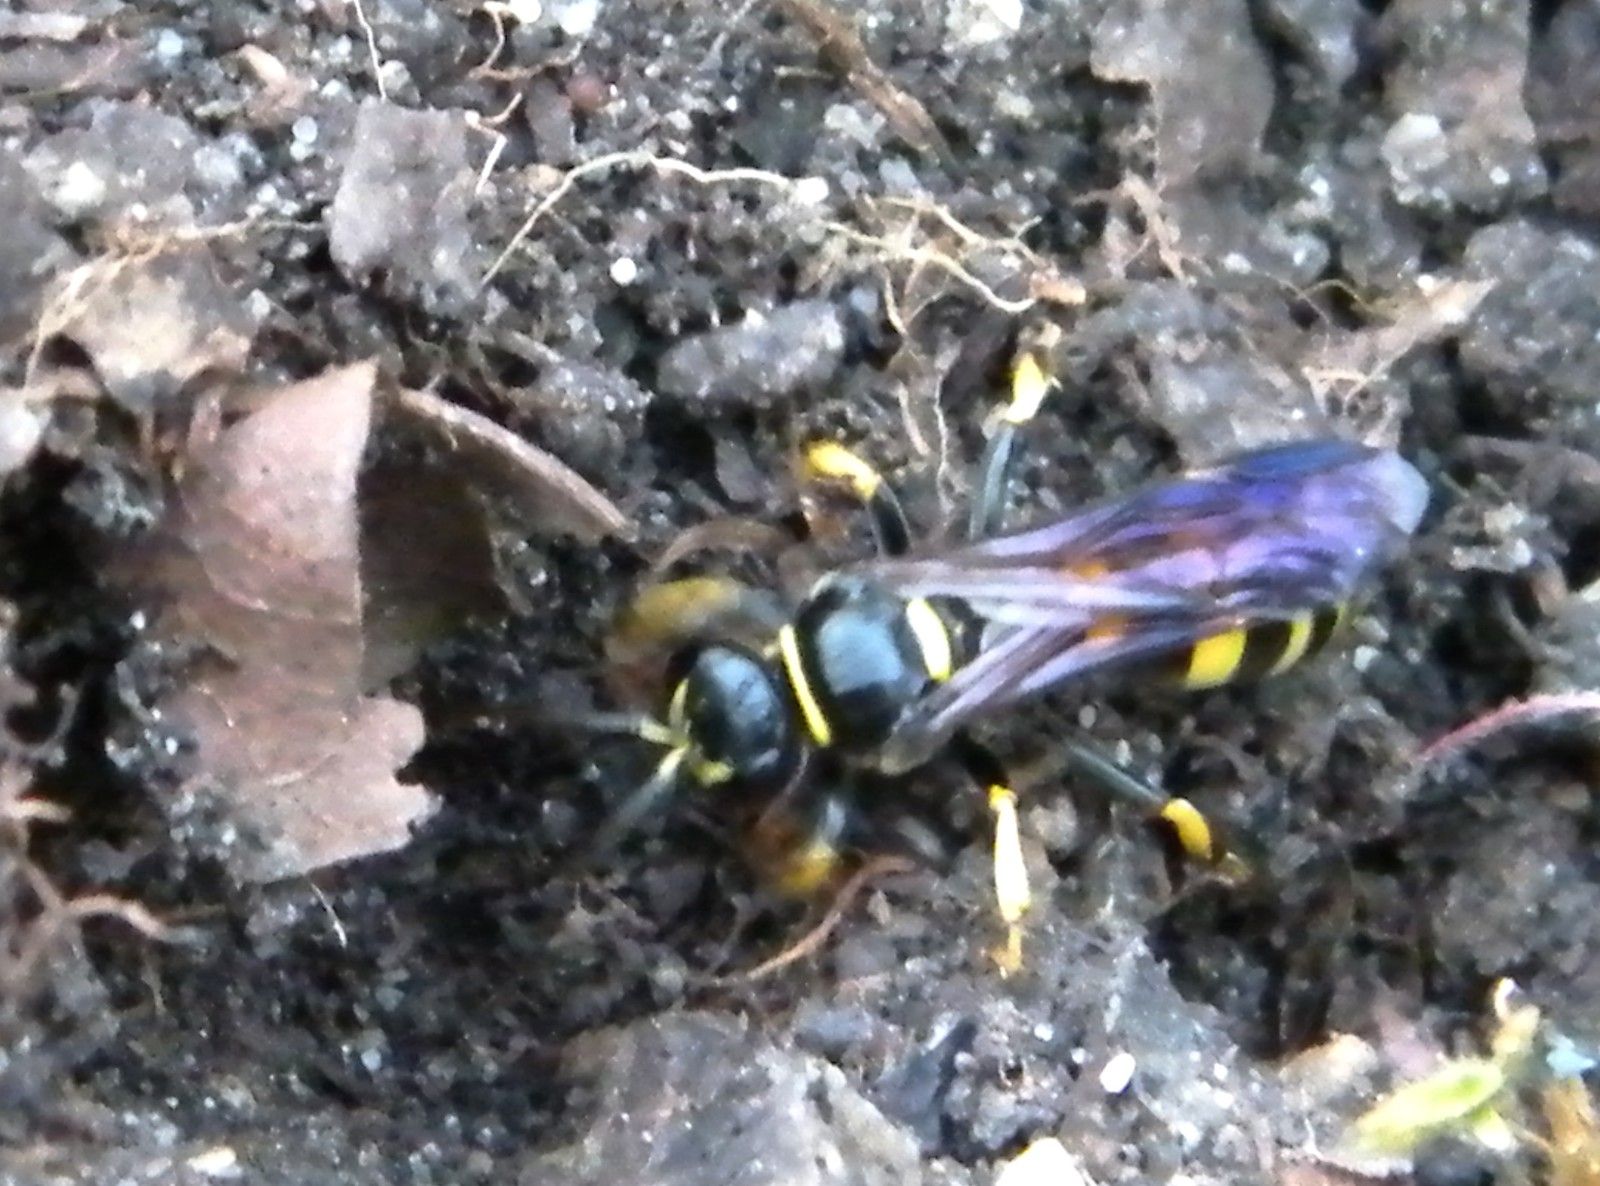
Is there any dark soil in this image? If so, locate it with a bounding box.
[3,1,1599,1184]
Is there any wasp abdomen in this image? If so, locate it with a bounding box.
[1164,603,1349,690]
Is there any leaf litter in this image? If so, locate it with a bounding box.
[125,362,432,882]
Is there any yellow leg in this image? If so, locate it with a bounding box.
[798,440,912,557]
[1059,734,1252,887]
[969,324,1061,540]
[1156,796,1252,886]
[1157,797,1217,862]
[988,782,1030,974]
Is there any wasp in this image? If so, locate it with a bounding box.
[593,335,1429,969]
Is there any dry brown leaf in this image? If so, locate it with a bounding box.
[54,248,256,412]
[137,362,431,881]
[389,385,631,543]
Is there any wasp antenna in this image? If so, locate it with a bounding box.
[530,710,678,745]
[587,749,690,860]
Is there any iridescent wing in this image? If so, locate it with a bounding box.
[865,440,1429,770]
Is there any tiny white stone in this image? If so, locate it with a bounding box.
[609,256,638,285]
[1100,1050,1137,1094]
[0,402,42,476]
[996,1138,1092,1186]
[949,0,1024,47]
[186,1147,241,1179]
[793,175,830,205]
[553,0,600,37]
[55,160,107,216]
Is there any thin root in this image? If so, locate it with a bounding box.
[820,221,1036,314]
[733,855,915,983]
[1414,692,1600,770]
[350,0,388,100]
[481,152,823,288]
[480,152,1049,318]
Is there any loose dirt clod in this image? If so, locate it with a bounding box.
[522,1013,925,1186]
[328,101,484,313]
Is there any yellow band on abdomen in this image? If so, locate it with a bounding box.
[1184,627,1248,688]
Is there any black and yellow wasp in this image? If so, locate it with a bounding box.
[593,338,1429,968]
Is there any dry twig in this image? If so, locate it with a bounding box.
[773,0,947,157]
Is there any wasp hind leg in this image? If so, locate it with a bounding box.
[1058,731,1251,888]
[947,734,1032,973]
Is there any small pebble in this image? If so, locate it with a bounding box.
[793,175,830,205]
[1099,1050,1137,1095]
[996,1138,1093,1186]
[154,28,185,61]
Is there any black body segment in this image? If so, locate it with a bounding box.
[780,576,955,752]
[1143,602,1349,688]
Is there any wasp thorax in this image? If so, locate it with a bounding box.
[785,576,945,753]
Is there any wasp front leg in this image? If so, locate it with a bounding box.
[968,325,1060,541]
[798,439,915,558]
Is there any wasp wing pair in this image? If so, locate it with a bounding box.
[860,440,1430,773]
